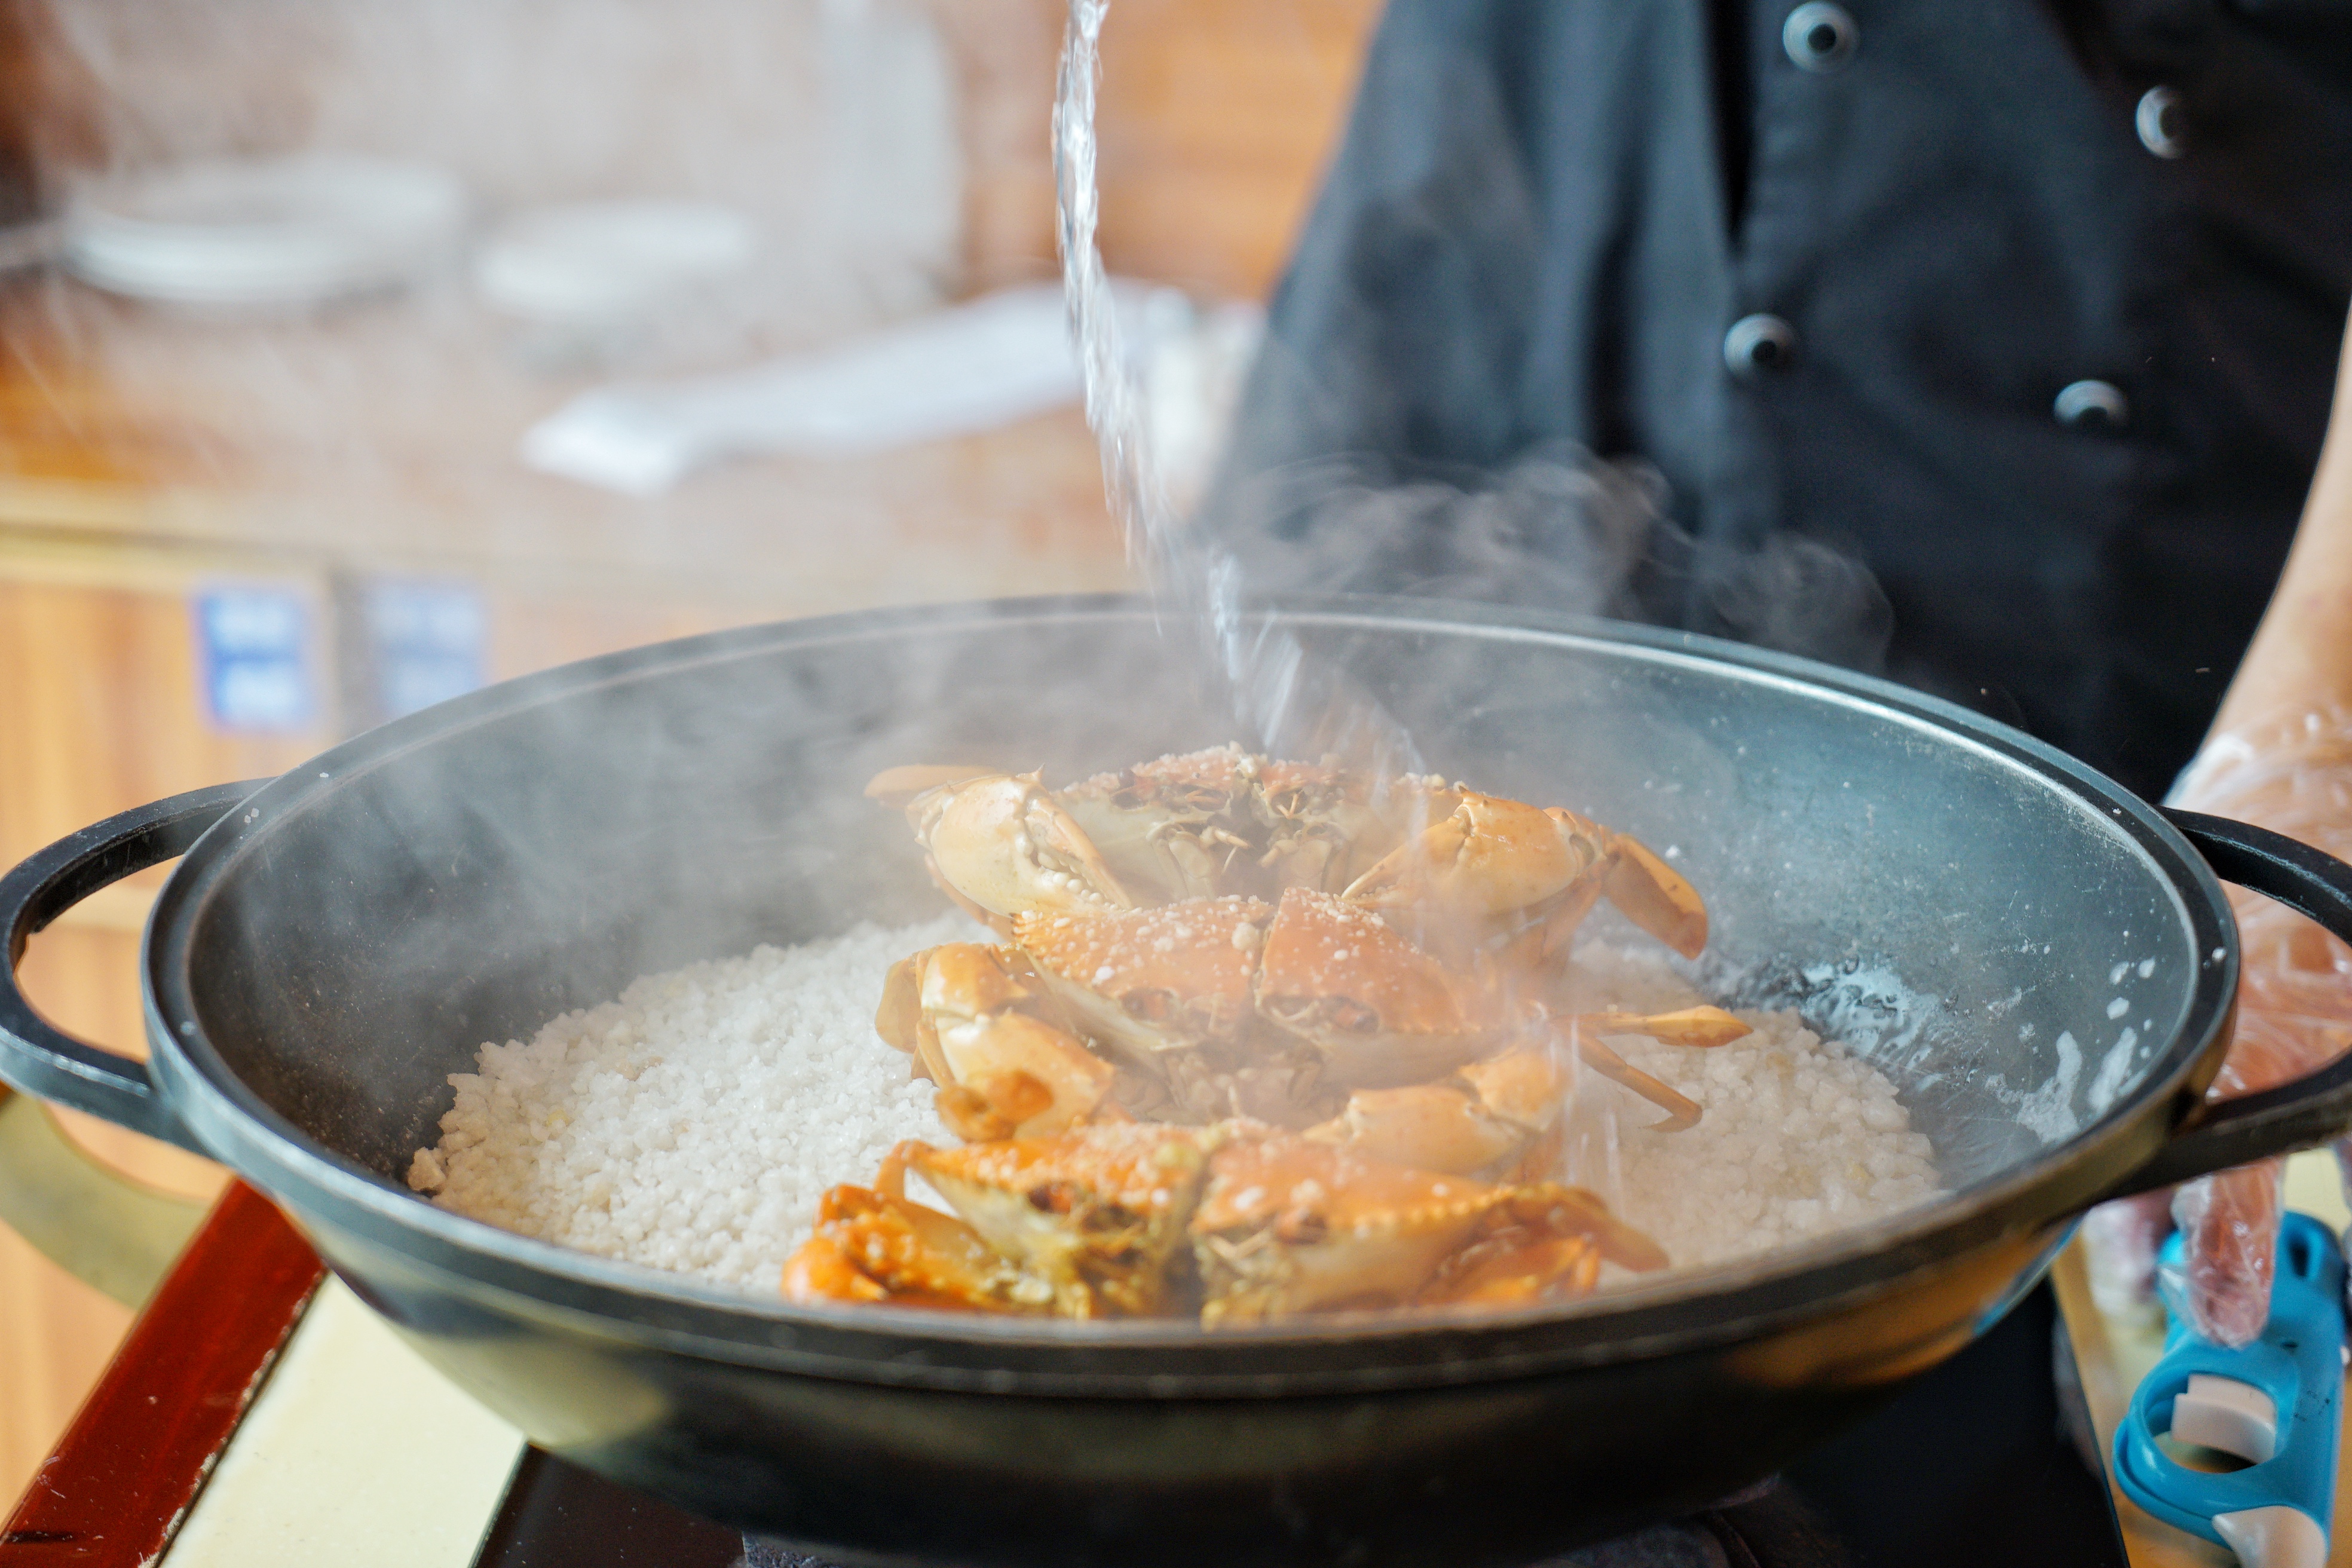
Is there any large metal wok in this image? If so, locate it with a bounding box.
[9,595,2352,1566]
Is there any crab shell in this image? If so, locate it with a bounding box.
[1192,1135,1494,1321]
[1252,760,1425,894]
[1302,1043,1572,1175]
[1011,896,1269,1067]
[1059,746,1265,903]
[1055,749,1432,904]
[1010,888,1499,1114]
[1252,887,1502,1087]
[901,1126,1212,1317]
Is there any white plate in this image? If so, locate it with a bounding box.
[66,154,467,307]
[473,200,757,324]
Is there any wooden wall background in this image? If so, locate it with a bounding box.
[0,0,1382,1506]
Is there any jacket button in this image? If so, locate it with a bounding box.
[1725,314,1798,379]
[2136,87,2186,159]
[2054,379,2129,431]
[1783,4,1859,72]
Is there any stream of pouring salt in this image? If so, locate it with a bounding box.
[1052,4,1636,1209]
[1052,0,1420,775]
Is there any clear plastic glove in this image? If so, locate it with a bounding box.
[2096,711,2352,1346]
[2081,1189,2173,1321]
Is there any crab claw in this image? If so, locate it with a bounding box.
[1592,831,1708,961]
[1417,1229,1601,1307]
[900,771,1137,925]
[1416,1182,1671,1307]
[1483,1183,1670,1275]
[877,944,1116,1140]
[781,1182,1054,1314]
[1345,790,1594,918]
[1303,1043,1571,1176]
[1190,1132,1666,1324]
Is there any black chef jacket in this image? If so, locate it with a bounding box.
[1203,0,2352,801]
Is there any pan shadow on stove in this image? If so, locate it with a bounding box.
[472,1285,2123,1568]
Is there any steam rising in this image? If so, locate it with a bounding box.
[1205,443,1895,673]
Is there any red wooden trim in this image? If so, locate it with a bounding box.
[1,1180,323,1564]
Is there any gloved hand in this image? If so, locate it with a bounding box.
[2086,711,2352,1346]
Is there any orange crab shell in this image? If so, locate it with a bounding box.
[1059,747,1265,902]
[1071,743,1258,807]
[1191,1133,1499,1236]
[1014,896,1272,1054]
[1253,887,1501,1086]
[780,1184,1048,1314]
[906,1125,1212,1316]
[1248,762,1411,895]
[1191,1134,1512,1322]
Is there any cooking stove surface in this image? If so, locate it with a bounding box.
[473,1284,2124,1568]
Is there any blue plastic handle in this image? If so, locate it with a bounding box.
[2115,1212,2344,1550]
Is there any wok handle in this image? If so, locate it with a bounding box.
[0,782,262,1154]
[2114,809,2352,1196]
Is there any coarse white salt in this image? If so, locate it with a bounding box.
[408,914,972,1290]
[1566,947,1944,1270]
[411,925,1944,1297]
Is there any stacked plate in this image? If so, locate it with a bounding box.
[65,154,467,308]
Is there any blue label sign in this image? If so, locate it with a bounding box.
[194,584,315,733]
[366,578,485,721]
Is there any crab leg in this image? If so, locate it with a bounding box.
[1304,1005,1750,1171]
[1569,1036,1701,1134]
[1559,1005,1745,1132]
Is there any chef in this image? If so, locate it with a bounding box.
[1203,1,2352,1345]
